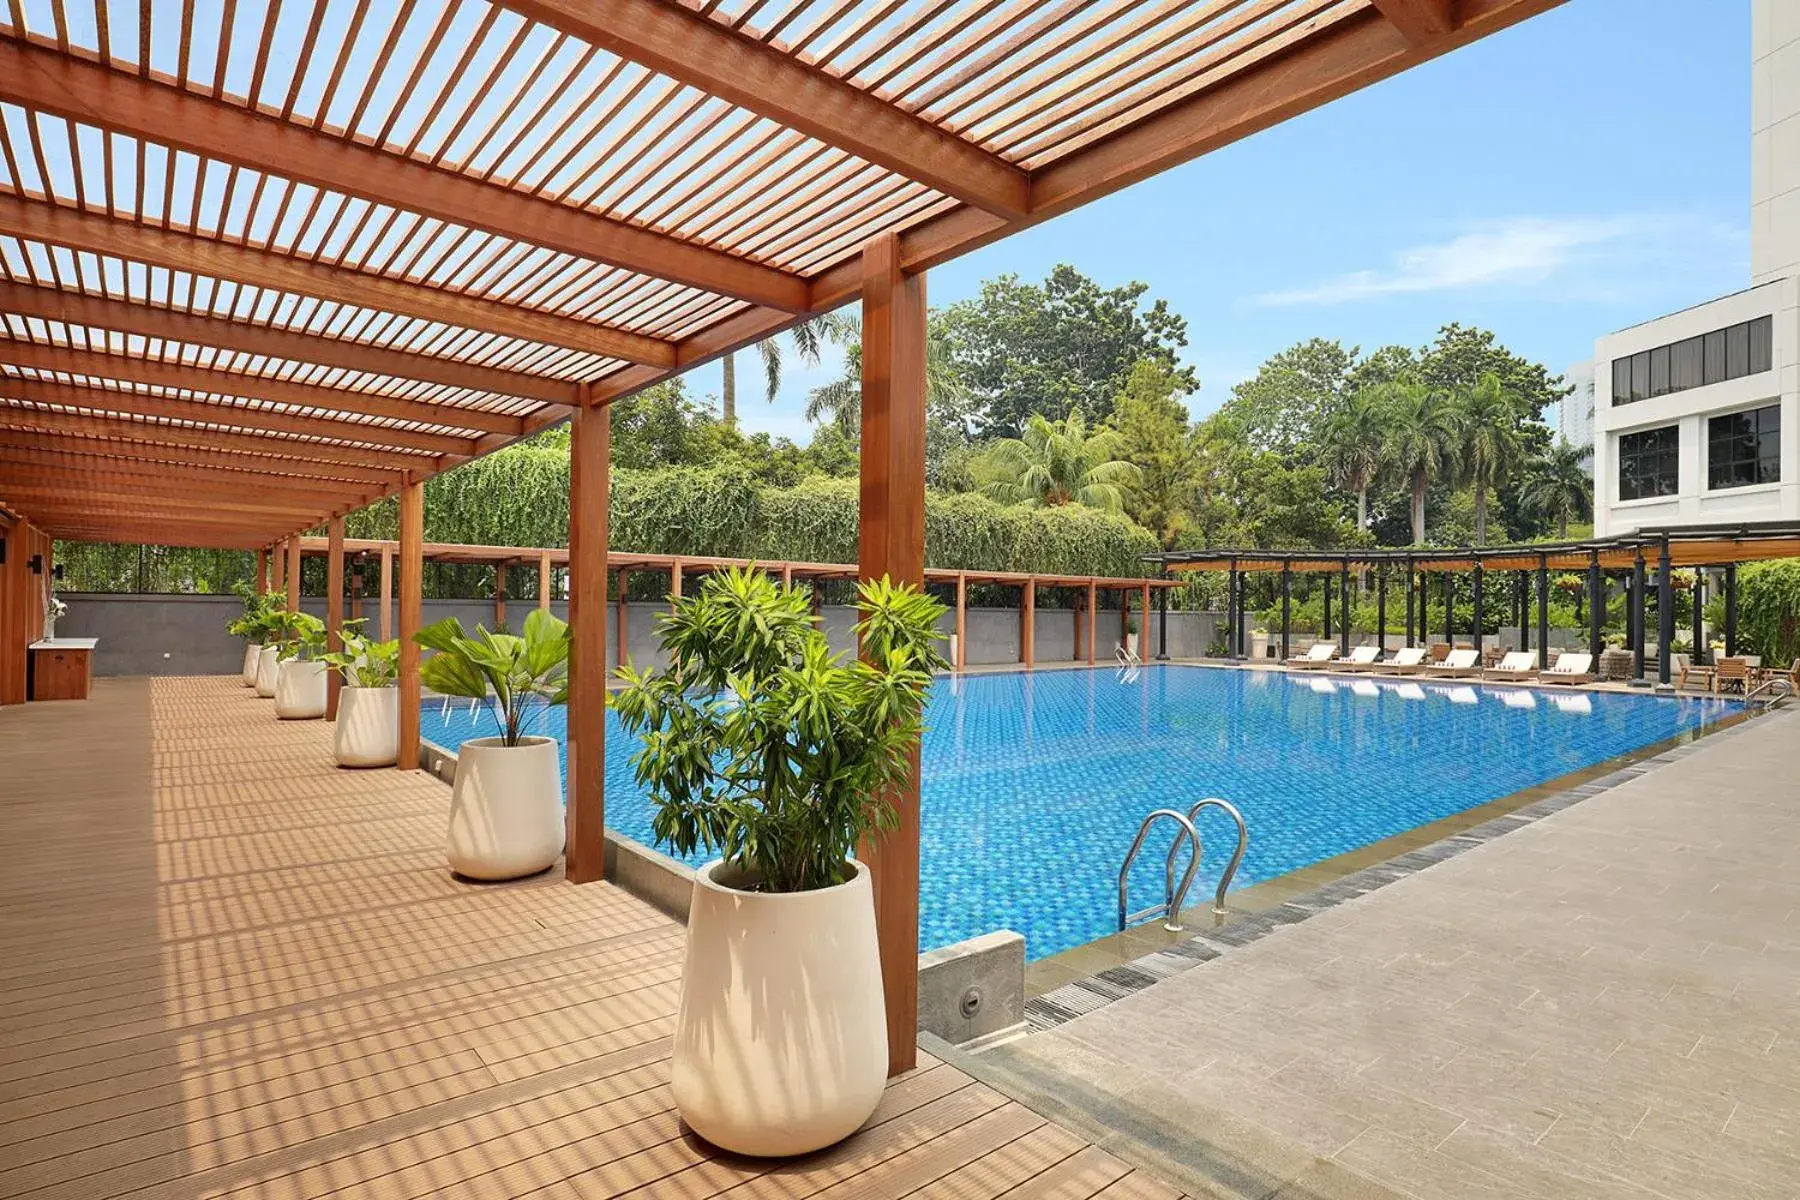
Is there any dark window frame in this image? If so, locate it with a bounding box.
[1618,425,1680,502]
[1706,404,1782,491]
[1610,314,1775,406]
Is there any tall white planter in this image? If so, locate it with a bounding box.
[334,685,399,768]
[274,659,328,719]
[673,859,886,1157]
[241,643,262,686]
[254,644,280,697]
[446,736,564,880]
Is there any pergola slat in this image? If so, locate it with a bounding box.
[0,407,425,473]
[0,434,401,486]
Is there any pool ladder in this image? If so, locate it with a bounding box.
[1117,798,1249,932]
[1746,676,1792,713]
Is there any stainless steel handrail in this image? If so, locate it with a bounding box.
[1118,809,1201,933]
[1164,797,1249,915]
[1746,676,1792,711]
[1115,643,1142,668]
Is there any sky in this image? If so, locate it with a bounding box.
[703,0,1752,443]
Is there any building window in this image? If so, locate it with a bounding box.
[1707,404,1781,490]
[1610,315,1773,405]
[1618,426,1680,500]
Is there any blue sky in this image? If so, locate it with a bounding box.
[712,0,1751,442]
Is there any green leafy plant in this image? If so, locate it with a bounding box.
[320,621,401,688]
[611,566,945,894]
[1737,559,1800,666]
[226,584,284,642]
[268,610,327,661]
[415,609,570,746]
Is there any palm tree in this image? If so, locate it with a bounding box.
[976,409,1142,512]
[1455,372,1525,545]
[803,312,964,434]
[720,317,834,425]
[1376,381,1464,546]
[1317,387,1385,532]
[1519,440,1593,538]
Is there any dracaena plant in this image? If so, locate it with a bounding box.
[319,621,400,688]
[611,566,946,894]
[414,609,570,746]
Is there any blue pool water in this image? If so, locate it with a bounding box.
[422,665,1735,960]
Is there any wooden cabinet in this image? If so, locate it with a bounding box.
[29,639,96,701]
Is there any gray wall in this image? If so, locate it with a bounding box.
[62,592,1226,676]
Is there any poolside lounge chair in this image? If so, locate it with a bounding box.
[1482,651,1539,682]
[1424,648,1481,679]
[1287,642,1337,670]
[1714,657,1751,695]
[1538,652,1595,686]
[1331,645,1383,672]
[1367,647,1428,675]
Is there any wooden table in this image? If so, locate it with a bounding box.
[28,637,97,701]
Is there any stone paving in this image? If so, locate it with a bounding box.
[977,708,1800,1199]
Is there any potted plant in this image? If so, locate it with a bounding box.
[227,587,282,687]
[416,609,570,880]
[1122,614,1139,655]
[253,608,286,698]
[612,567,944,1158]
[272,610,329,719]
[320,622,400,767]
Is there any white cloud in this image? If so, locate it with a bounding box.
[1254,215,1744,307]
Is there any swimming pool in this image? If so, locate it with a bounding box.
[421,665,1735,960]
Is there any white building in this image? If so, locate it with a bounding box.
[1557,361,1595,459]
[1592,1,1800,536]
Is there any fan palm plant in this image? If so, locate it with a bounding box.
[975,409,1142,512]
[1377,381,1465,545]
[1519,439,1594,538]
[1455,372,1526,545]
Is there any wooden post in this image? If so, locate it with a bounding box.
[856,232,926,1078]
[1020,578,1035,669]
[1086,580,1097,665]
[350,556,364,623]
[255,548,268,594]
[1139,581,1151,661]
[269,542,282,595]
[285,536,301,612]
[493,563,508,629]
[954,572,967,670]
[1119,587,1128,650]
[326,517,345,721]
[538,551,552,613]
[397,482,423,771]
[378,548,393,643]
[566,396,610,884]
[614,569,629,669]
[1073,585,1085,663]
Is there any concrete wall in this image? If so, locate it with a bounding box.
[1754,0,1800,285]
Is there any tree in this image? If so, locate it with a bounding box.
[1183,411,1358,551]
[1377,382,1464,546]
[974,409,1142,513]
[1317,386,1385,533]
[1455,372,1527,545]
[1221,337,1356,460]
[719,317,833,425]
[1108,359,1200,548]
[942,265,1196,438]
[803,310,973,485]
[1518,440,1593,538]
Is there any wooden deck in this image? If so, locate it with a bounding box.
[0,676,1181,1200]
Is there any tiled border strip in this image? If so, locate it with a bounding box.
[1022,706,1789,1033]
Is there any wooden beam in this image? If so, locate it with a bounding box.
[397,482,423,771]
[1140,581,1152,661]
[1087,580,1098,665]
[0,405,430,472]
[0,282,570,406]
[855,232,925,1079]
[499,0,1030,219]
[538,551,552,614]
[955,572,966,671]
[0,342,526,437]
[0,374,476,457]
[0,40,810,313]
[0,434,397,486]
[494,562,508,630]
[326,517,345,721]
[0,195,677,367]
[614,569,629,670]
[1370,0,1457,43]
[566,396,608,885]
[0,486,330,521]
[0,460,365,505]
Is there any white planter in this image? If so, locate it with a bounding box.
[446,737,564,880]
[254,644,280,697]
[334,685,398,768]
[274,659,328,720]
[673,859,886,1157]
[241,642,262,686]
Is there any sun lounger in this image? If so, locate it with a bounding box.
[1424,648,1481,678]
[1367,647,1428,675]
[1329,645,1383,672]
[1537,652,1594,686]
[1287,642,1337,670]
[1482,651,1539,682]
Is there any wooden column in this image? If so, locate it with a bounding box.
[538,551,552,613]
[567,397,610,884]
[378,548,393,642]
[1119,588,1128,650]
[0,516,29,706]
[1139,581,1151,660]
[269,542,282,595]
[856,231,926,1078]
[255,548,268,594]
[397,482,423,771]
[285,536,302,612]
[1073,586,1085,663]
[493,563,508,629]
[954,572,967,670]
[1020,579,1035,668]
[614,570,629,669]
[1086,580,1098,665]
[326,517,345,721]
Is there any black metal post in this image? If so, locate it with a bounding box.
[1693,569,1705,666]
[1280,564,1292,660]
[1633,551,1647,679]
[1323,572,1332,641]
[1226,563,1239,660]
[1340,559,1351,655]
[1443,573,1454,645]
[1518,571,1529,651]
[1472,562,1485,655]
[1657,537,1674,685]
[1376,568,1387,655]
[1725,563,1738,656]
[1587,553,1603,662]
[1537,554,1550,670]
[1404,559,1415,647]
[1156,572,1170,661]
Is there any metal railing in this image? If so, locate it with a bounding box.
[1117,809,1201,932]
[1746,676,1792,712]
[1164,797,1249,916]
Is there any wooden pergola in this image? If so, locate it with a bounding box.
[1159,521,1800,687]
[0,0,1564,1075]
